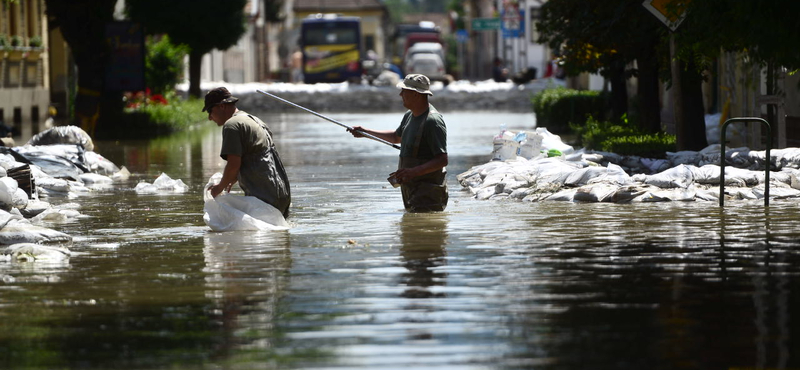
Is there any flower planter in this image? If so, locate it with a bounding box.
[25,49,42,61]
[5,49,24,61]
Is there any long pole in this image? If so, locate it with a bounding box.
[256,90,401,150]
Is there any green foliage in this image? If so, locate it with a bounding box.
[145,35,189,95]
[443,34,459,76]
[28,35,42,48]
[126,0,247,57]
[384,0,413,24]
[601,133,676,159]
[571,115,638,149]
[9,35,21,47]
[573,116,675,158]
[683,0,800,71]
[126,93,206,131]
[531,87,607,133]
[0,34,8,49]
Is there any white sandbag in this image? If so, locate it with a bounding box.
[0,177,19,206]
[84,151,120,175]
[545,188,577,201]
[565,167,608,186]
[533,157,583,185]
[752,184,800,199]
[26,125,94,151]
[536,127,574,154]
[135,173,188,194]
[587,163,632,185]
[203,173,289,232]
[79,173,113,185]
[35,176,71,194]
[573,183,619,202]
[0,218,72,245]
[11,188,28,209]
[518,132,543,159]
[644,164,694,188]
[111,166,131,181]
[667,150,702,166]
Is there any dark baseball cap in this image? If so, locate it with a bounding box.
[202,87,239,112]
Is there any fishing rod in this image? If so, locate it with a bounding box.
[256,89,401,150]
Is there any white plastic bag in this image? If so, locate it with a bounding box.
[135,173,188,194]
[202,173,289,232]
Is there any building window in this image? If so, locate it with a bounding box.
[13,107,22,136]
[31,106,40,135]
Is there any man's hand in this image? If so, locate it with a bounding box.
[391,167,420,184]
[209,181,234,198]
[348,126,366,138]
[209,183,226,198]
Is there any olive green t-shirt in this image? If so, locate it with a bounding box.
[219,111,273,160]
[394,104,447,159]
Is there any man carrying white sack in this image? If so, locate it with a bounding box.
[203,87,291,218]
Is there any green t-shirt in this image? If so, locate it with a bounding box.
[219,111,273,160]
[394,104,447,159]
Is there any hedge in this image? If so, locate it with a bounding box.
[531,88,608,134]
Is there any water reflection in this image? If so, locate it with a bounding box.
[202,230,291,363]
[398,213,448,299]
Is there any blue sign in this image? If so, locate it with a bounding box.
[456,29,469,43]
[501,9,525,38]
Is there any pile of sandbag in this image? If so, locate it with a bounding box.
[459,128,800,203]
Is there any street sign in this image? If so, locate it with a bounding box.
[471,18,501,31]
[502,10,525,38]
[456,29,469,43]
[501,0,523,38]
[642,0,688,32]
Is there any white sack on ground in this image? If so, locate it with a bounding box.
[135,173,188,194]
[203,173,289,232]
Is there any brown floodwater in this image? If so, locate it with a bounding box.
[1,111,799,370]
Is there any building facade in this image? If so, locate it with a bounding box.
[0,0,50,140]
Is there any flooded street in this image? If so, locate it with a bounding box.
[2,111,800,369]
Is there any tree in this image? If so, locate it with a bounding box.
[44,0,118,136]
[126,0,248,98]
[537,0,666,131]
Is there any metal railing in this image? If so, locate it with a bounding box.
[719,117,771,207]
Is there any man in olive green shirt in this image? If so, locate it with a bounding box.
[204,87,291,217]
[349,74,448,212]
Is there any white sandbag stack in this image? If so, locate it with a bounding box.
[461,130,800,204]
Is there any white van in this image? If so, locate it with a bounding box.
[403,42,446,83]
[404,42,445,68]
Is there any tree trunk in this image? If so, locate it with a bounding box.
[679,59,708,151]
[636,47,661,133]
[44,0,116,136]
[608,62,628,122]
[189,50,204,98]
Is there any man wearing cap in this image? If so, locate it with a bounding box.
[348,74,448,212]
[204,87,291,217]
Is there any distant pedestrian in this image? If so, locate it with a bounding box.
[493,57,509,82]
[204,87,291,217]
[291,49,304,83]
[348,74,448,212]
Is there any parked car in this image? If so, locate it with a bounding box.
[404,52,446,84]
[403,42,445,69]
